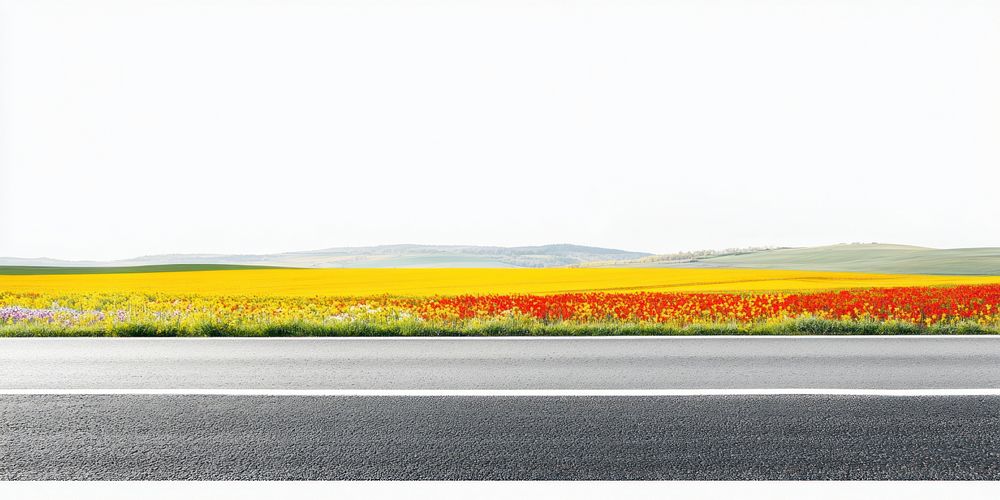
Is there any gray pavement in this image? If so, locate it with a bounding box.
[4,337,1000,480]
[3,395,1000,480]
[1,336,1000,389]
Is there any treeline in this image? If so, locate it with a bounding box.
[635,246,781,263]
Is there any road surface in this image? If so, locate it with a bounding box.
[3,336,1000,389]
[2,337,1000,479]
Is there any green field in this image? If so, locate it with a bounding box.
[334,255,520,268]
[692,244,1000,275]
[594,244,1000,275]
[0,264,285,275]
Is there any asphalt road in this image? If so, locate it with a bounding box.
[3,337,1000,480]
[3,395,1000,480]
[2,336,1000,389]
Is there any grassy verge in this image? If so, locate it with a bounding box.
[1,317,997,337]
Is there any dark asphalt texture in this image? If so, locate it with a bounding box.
[3,395,1000,480]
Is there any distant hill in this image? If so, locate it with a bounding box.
[577,246,780,268]
[6,243,999,275]
[0,264,283,275]
[0,244,652,271]
[604,244,1000,275]
[697,244,1000,275]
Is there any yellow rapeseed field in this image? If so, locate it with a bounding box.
[1,268,999,297]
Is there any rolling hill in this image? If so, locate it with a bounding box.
[696,244,1000,275]
[0,244,652,272]
[624,244,1000,275]
[4,243,1000,275]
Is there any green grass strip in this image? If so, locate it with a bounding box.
[0,264,288,275]
[1,318,997,337]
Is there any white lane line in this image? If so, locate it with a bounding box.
[2,389,1000,396]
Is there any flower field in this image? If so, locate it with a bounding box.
[1,275,999,336]
[2,267,1000,296]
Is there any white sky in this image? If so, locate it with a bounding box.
[1,0,998,260]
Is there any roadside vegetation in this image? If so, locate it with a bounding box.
[2,284,998,337]
[0,318,994,337]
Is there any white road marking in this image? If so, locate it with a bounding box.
[2,389,1000,396]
